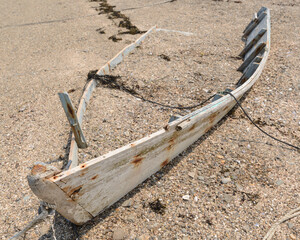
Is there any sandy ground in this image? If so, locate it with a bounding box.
[0,0,299,239]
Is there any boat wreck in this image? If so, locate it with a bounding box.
[28,7,271,225]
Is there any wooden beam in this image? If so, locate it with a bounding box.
[242,11,267,40]
[58,92,88,149]
[239,28,266,58]
[237,42,266,72]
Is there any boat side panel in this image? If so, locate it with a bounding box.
[51,98,236,217]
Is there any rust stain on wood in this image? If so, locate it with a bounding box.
[189,123,197,132]
[161,158,169,168]
[204,125,212,133]
[131,155,144,167]
[68,185,83,196]
[69,185,83,200]
[67,103,76,119]
[91,175,98,180]
[31,164,47,175]
[80,164,87,169]
[209,112,218,124]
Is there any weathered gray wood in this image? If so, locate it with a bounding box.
[242,11,267,40]
[243,7,267,34]
[237,62,259,86]
[28,8,271,225]
[245,12,268,46]
[239,28,266,58]
[237,41,266,72]
[27,163,92,224]
[58,92,88,149]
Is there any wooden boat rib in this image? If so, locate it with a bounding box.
[28,7,271,225]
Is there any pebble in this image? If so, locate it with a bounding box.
[287,222,294,229]
[113,228,127,240]
[289,234,296,240]
[122,199,133,207]
[223,194,233,203]
[182,195,190,201]
[19,106,26,112]
[221,177,231,184]
[198,176,205,181]
[235,183,243,191]
[231,174,238,180]
[188,171,196,179]
[276,179,284,186]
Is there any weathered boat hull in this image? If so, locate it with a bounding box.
[28,7,271,225]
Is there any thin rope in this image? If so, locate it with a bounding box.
[224,91,300,151]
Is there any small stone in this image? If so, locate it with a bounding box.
[223,194,233,203]
[122,199,132,207]
[188,171,196,179]
[133,204,139,209]
[231,174,238,180]
[243,225,250,232]
[19,106,26,112]
[276,179,284,186]
[287,222,294,229]
[221,177,231,184]
[113,228,126,240]
[216,154,224,159]
[194,196,198,202]
[198,176,205,181]
[23,195,30,201]
[182,195,190,201]
[127,216,135,222]
[235,184,243,192]
[289,233,296,240]
[183,236,189,240]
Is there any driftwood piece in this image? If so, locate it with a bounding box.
[28,7,271,225]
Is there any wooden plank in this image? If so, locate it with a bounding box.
[243,7,266,34]
[28,8,271,225]
[237,62,259,86]
[237,40,266,72]
[58,93,88,149]
[239,28,266,58]
[245,12,268,46]
[52,96,238,218]
[27,163,92,224]
[242,11,267,40]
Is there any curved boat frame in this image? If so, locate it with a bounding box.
[28,7,271,224]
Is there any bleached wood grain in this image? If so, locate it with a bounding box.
[29,8,271,225]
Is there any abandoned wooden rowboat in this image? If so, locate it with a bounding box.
[28,7,271,225]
